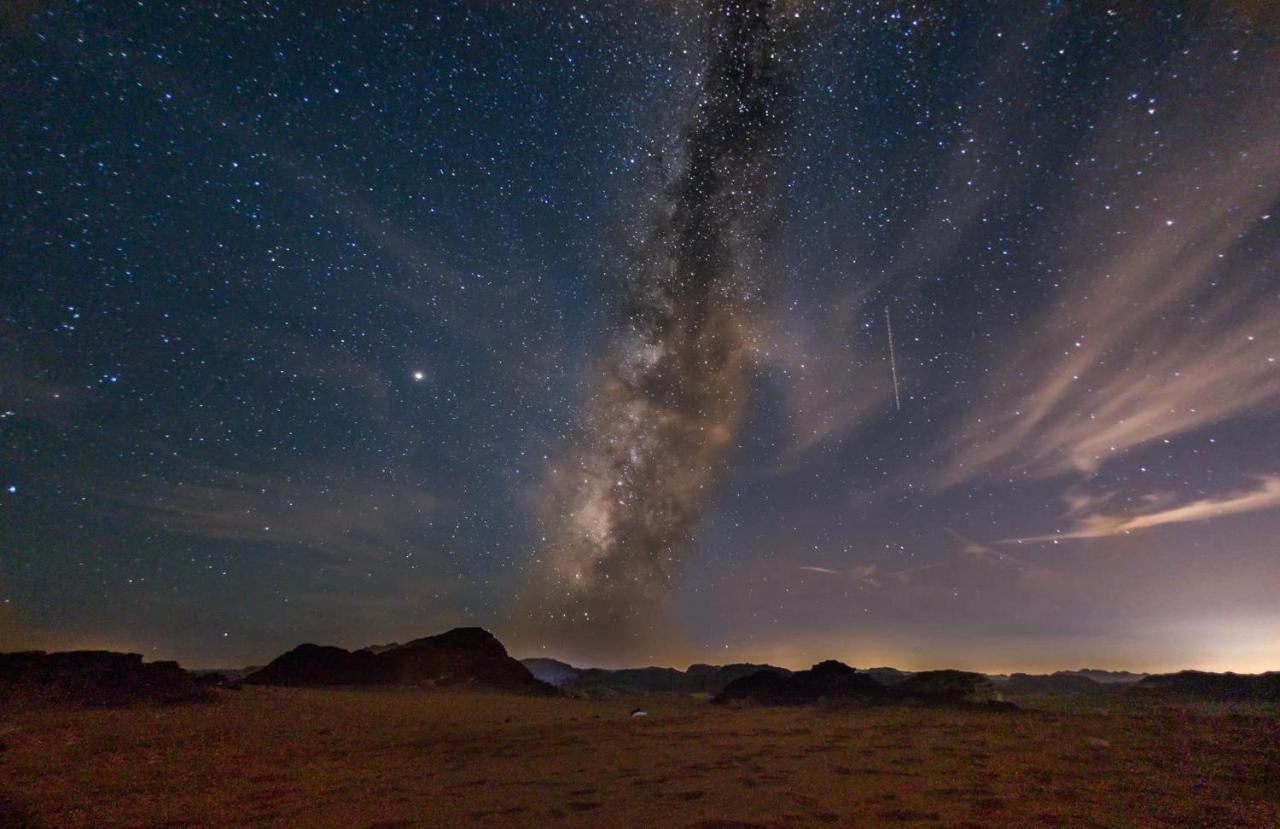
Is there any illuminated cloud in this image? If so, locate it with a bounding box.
[1011,475,1280,543]
[944,528,1031,570]
[126,469,449,565]
[937,56,1280,486]
[798,562,936,588]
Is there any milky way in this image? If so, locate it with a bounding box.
[5,2,1279,672]
[532,0,804,643]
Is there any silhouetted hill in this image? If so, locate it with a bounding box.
[898,669,1003,702]
[384,628,548,691]
[357,643,402,655]
[1004,672,1107,695]
[1063,669,1146,684]
[0,650,212,707]
[243,644,383,686]
[713,661,1007,708]
[244,627,552,694]
[713,660,887,705]
[1129,670,1280,703]
[568,666,689,695]
[520,658,582,687]
[863,666,912,685]
[189,666,261,684]
[687,663,792,693]
[522,660,792,696]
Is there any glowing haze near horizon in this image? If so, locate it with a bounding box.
[3,2,1278,673]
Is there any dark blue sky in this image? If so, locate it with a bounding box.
[3,2,1278,672]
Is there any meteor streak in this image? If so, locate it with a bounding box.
[885,306,901,412]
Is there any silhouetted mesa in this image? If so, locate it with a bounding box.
[244,627,553,694]
[519,659,791,696]
[0,650,212,707]
[712,661,1009,707]
[1128,670,1280,703]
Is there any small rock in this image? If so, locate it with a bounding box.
[630,708,648,718]
[1086,737,1111,748]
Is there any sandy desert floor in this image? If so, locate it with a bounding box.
[1,687,1277,827]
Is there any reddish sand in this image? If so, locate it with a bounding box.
[1,687,1277,827]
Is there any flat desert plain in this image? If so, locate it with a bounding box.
[1,688,1277,827]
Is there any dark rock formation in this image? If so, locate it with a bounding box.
[897,669,1003,703]
[1064,668,1147,684]
[713,661,1011,709]
[532,660,792,697]
[357,643,402,655]
[1003,672,1108,695]
[244,627,553,694]
[862,666,912,685]
[686,663,792,694]
[384,627,548,691]
[520,658,582,687]
[189,666,261,684]
[713,660,889,705]
[241,644,383,687]
[566,666,692,697]
[0,650,212,707]
[1128,670,1280,703]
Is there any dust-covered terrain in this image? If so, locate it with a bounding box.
[2,687,1276,828]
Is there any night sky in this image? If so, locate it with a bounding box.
[3,2,1278,673]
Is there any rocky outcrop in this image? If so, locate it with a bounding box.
[520,658,582,687]
[531,660,792,697]
[713,661,1011,709]
[383,627,549,691]
[1003,672,1107,695]
[1063,669,1146,684]
[897,669,1003,703]
[241,644,384,687]
[713,660,889,705]
[1128,670,1280,703]
[862,666,912,685]
[244,627,553,694]
[686,663,793,694]
[0,650,212,707]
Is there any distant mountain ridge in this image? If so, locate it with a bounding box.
[518,658,1152,699]
[1129,670,1279,702]
[520,658,792,696]
[519,658,581,687]
[712,661,1007,707]
[244,627,552,694]
[1060,669,1148,684]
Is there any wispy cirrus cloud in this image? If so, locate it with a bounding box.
[799,561,937,588]
[944,528,1032,570]
[1009,475,1280,543]
[124,469,451,565]
[936,49,1280,487]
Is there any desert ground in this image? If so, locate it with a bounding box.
[1,688,1277,828]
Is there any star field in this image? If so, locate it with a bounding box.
[2,1,1278,672]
